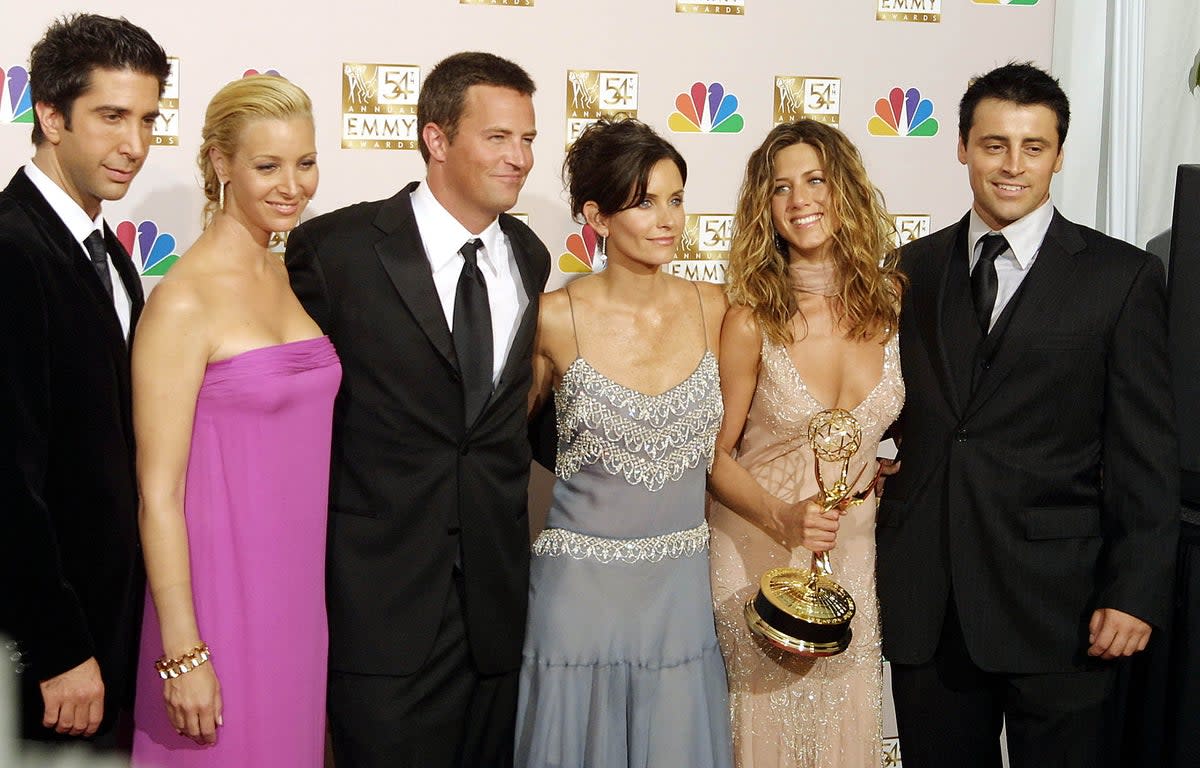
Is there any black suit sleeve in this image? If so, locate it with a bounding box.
[1,243,95,679]
[1098,255,1179,627]
[285,224,333,333]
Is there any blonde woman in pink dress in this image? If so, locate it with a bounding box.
[707,120,904,767]
[131,76,339,767]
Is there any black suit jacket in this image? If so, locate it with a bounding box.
[285,181,550,677]
[878,210,1179,674]
[0,168,145,736]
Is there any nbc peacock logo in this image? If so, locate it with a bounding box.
[668,82,744,134]
[243,68,281,77]
[868,87,938,138]
[117,220,180,277]
[558,224,604,275]
[0,65,33,124]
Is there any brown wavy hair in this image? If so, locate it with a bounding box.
[726,120,904,346]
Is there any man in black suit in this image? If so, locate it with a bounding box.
[0,14,170,753]
[286,52,549,768]
[877,63,1179,768]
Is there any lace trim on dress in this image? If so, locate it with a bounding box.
[532,521,710,563]
[554,351,723,492]
[758,333,902,439]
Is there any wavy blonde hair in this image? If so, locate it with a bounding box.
[726,120,904,346]
[197,75,313,227]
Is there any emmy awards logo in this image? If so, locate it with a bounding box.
[153,57,180,146]
[341,63,421,150]
[877,0,942,23]
[675,0,744,15]
[891,214,931,247]
[774,76,841,126]
[565,69,639,147]
[664,214,732,284]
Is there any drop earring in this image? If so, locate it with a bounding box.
[773,232,787,255]
[218,181,226,212]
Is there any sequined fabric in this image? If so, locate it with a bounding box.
[555,351,722,492]
[532,520,710,563]
[709,335,903,768]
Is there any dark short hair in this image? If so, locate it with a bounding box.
[416,51,535,162]
[563,118,687,221]
[29,14,170,145]
[959,62,1070,147]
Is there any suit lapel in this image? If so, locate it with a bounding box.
[963,210,1083,420]
[911,214,970,418]
[491,216,541,403]
[105,224,145,339]
[7,170,129,351]
[373,182,458,373]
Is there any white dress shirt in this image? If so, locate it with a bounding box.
[25,162,132,340]
[966,198,1055,333]
[410,181,526,384]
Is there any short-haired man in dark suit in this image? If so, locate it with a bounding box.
[0,13,170,753]
[877,62,1179,768]
[286,51,550,768]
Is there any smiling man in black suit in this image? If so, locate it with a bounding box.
[0,13,170,754]
[877,62,1179,768]
[286,51,550,768]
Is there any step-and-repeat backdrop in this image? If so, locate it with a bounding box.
[1,2,1053,764]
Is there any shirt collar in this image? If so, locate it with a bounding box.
[410,180,505,274]
[967,197,1055,270]
[24,161,105,244]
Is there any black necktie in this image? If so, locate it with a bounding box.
[453,238,493,426]
[83,229,114,299]
[971,233,1008,335]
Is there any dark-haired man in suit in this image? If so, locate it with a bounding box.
[877,62,1179,768]
[0,13,170,753]
[286,51,549,768]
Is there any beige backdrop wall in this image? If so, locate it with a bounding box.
[1,1,1054,764]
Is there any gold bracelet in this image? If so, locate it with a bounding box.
[155,642,212,680]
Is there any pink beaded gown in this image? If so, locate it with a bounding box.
[132,336,341,768]
[709,334,903,768]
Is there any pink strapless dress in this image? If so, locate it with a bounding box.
[133,336,341,768]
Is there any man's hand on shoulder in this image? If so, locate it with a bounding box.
[1087,607,1152,660]
[39,656,104,736]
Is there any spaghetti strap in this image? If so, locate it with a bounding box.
[692,281,709,352]
[565,284,581,358]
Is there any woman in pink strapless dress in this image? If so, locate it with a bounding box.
[131,76,339,767]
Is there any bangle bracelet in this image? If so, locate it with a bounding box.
[155,642,211,680]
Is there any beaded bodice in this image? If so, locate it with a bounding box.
[553,351,723,493]
[749,334,903,470]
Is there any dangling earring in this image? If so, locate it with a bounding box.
[218,180,226,212]
[597,235,607,271]
[773,232,787,255]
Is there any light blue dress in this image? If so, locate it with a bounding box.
[515,290,734,768]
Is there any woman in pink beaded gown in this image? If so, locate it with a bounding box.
[707,121,905,767]
[131,76,339,767]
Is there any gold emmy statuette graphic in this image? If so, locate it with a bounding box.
[745,408,868,656]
